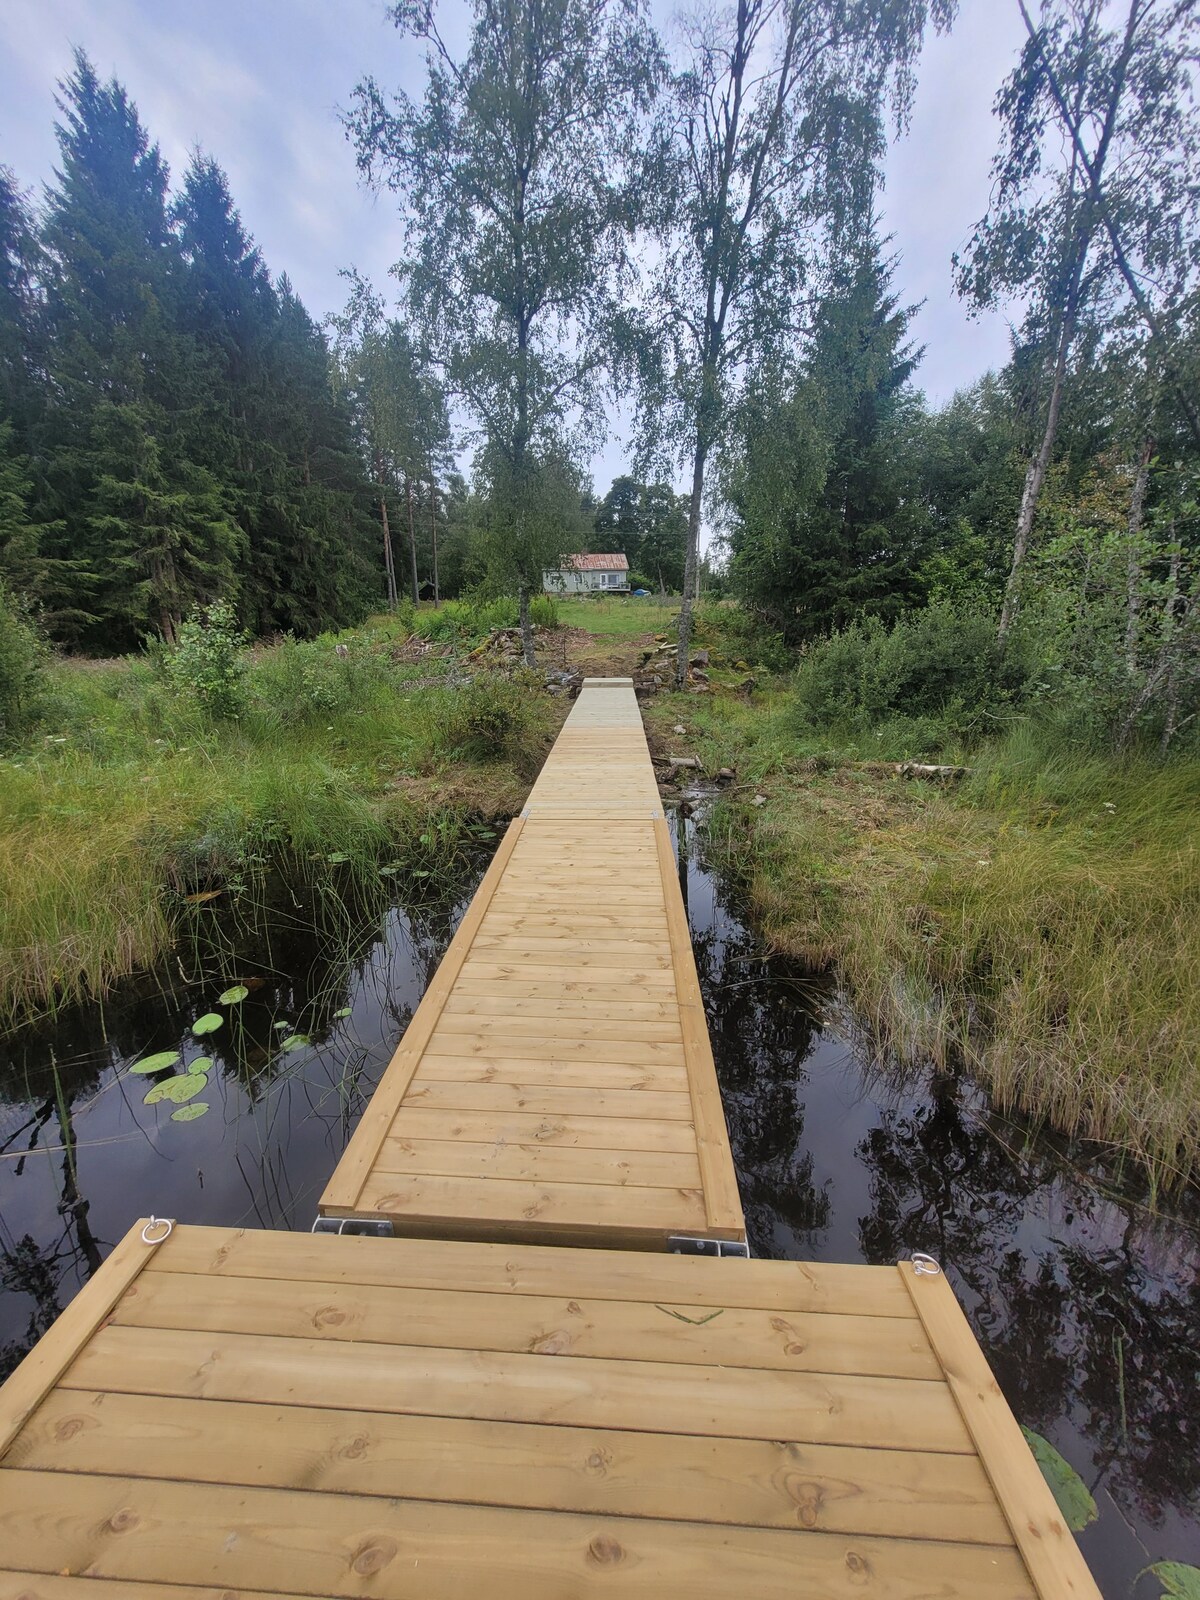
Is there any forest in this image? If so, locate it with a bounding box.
[0,0,1198,1189]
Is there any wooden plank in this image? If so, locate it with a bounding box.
[11,1387,1013,1543]
[403,1081,695,1120]
[442,993,677,1021]
[386,1106,698,1152]
[653,815,745,1236]
[418,1057,688,1091]
[422,1033,687,1065]
[456,960,675,988]
[109,1270,941,1378]
[146,1227,920,1317]
[0,1219,155,1463]
[0,1579,314,1600]
[0,1470,1036,1599]
[449,976,675,1003]
[61,1323,973,1451]
[900,1262,1102,1600]
[371,1136,702,1187]
[318,814,528,1214]
[344,1172,707,1233]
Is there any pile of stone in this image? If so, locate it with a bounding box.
[637,637,713,692]
[544,668,584,696]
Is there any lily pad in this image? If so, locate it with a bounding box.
[188,1056,212,1075]
[127,1050,181,1076]
[279,1033,311,1052]
[144,1073,208,1105]
[171,1102,209,1122]
[1150,1566,1200,1600]
[272,1020,293,1033]
[191,1013,223,1036]
[333,1007,352,1019]
[218,984,249,1005]
[1020,1427,1097,1532]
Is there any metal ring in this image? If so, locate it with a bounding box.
[911,1252,941,1276]
[141,1216,174,1246]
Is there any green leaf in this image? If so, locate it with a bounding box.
[272,1020,293,1032]
[327,851,349,864]
[333,1007,352,1019]
[218,984,249,1005]
[1020,1428,1097,1532]
[377,865,397,876]
[1150,1564,1200,1600]
[191,1013,223,1036]
[127,1050,180,1075]
[144,1074,208,1105]
[279,1033,310,1052]
[188,1056,212,1076]
[171,1103,209,1122]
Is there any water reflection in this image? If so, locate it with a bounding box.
[681,801,1200,1593]
[0,809,1196,1595]
[0,860,484,1381]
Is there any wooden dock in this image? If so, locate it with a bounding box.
[0,675,1103,1598]
[0,1221,1101,1599]
[320,678,746,1251]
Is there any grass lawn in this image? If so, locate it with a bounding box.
[556,595,679,636]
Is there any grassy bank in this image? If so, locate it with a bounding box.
[645,667,1200,1194]
[0,617,559,1021]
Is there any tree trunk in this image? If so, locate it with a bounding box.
[999,314,1073,642]
[430,468,440,606]
[518,581,536,669]
[1125,436,1153,671]
[379,494,397,610]
[1161,529,1181,754]
[405,476,420,607]
[676,428,708,688]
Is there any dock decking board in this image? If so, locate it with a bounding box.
[320,677,747,1247]
[0,1221,1101,1598]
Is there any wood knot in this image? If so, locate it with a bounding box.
[339,1433,370,1460]
[53,1414,93,1442]
[351,1535,398,1576]
[311,1304,347,1328]
[587,1534,625,1566]
[105,1506,139,1534]
[566,1301,583,1315]
[784,1476,825,1528]
[530,1329,571,1355]
[585,1449,612,1476]
[844,1550,872,1584]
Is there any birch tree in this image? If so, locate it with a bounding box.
[957,0,1200,640]
[639,0,955,684]
[345,0,659,664]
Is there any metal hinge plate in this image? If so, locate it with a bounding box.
[311,1216,394,1238]
[667,1236,751,1258]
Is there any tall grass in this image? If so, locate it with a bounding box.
[650,689,1200,1192]
[0,629,556,1021]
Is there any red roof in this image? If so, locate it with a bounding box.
[562,553,629,571]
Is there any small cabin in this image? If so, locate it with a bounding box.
[543,552,629,594]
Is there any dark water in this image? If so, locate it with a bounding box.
[1,818,1197,1595]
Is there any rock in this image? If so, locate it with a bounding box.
[668,756,702,769]
[672,724,686,735]
[690,649,710,667]
[751,793,767,807]
[690,668,709,682]
[716,767,735,783]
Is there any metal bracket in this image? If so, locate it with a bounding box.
[311,1216,394,1238]
[667,1236,751,1259]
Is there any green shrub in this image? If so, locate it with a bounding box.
[689,601,791,671]
[0,583,46,744]
[530,594,559,629]
[412,594,558,643]
[443,673,542,769]
[164,601,248,719]
[793,604,1033,748]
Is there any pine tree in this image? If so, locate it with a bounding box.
[38,52,240,647]
[728,237,932,639]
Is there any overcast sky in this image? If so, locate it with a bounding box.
[0,0,1027,495]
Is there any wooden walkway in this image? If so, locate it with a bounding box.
[0,674,1102,1598]
[320,678,746,1251]
[0,1221,1101,1599]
